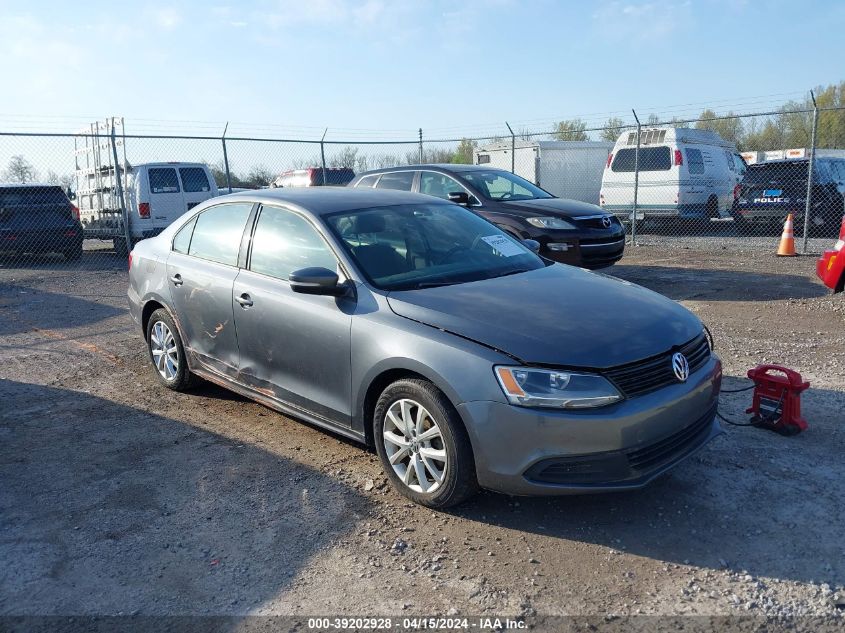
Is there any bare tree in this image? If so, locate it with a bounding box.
[330,147,359,169]
[4,155,37,183]
[246,165,274,187]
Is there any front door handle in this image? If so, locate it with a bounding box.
[169,274,183,286]
[235,293,253,307]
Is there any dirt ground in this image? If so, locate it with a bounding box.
[1,243,844,630]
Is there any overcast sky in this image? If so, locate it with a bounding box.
[0,0,843,139]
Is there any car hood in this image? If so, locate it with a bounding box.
[498,197,606,218]
[386,265,702,368]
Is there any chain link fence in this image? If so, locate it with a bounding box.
[1,105,844,276]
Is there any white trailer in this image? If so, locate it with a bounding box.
[475,140,613,205]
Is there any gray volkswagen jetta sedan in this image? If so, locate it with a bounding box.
[128,188,723,508]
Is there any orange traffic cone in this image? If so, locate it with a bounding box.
[777,213,796,257]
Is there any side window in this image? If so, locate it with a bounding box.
[249,205,338,280]
[734,155,747,177]
[355,174,379,188]
[375,172,415,191]
[420,172,465,200]
[188,202,253,266]
[686,148,705,175]
[725,151,735,172]
[172,216,197,254]
[179,167,211,193]
[149,168,180,194]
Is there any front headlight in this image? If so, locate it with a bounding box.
[526,216,576,230]
[495,366,622,409]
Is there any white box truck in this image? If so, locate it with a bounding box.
[475,140,613,205]
[74,118,218,255]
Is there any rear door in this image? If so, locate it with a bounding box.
[146,167,184,232]
[178,166,216,213]
[0,186,77,252]
[737,161,808,220]
[165,201,254,380]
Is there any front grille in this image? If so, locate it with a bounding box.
[626,403,717,471]
[603,334,711,398]
[572,215,621,230]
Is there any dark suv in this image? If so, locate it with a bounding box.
[733,158,845,236]
[0,184,83,260]
[349,165,625,268]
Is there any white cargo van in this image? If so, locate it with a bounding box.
[74,119,219,254]
[475,140,613,205]
[599,128,746,222]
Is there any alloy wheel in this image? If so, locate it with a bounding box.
[150,320,179,381]
[382,398,448,493]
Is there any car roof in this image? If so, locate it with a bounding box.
[357,163,503,177]
[0,182,64,189]
[211,187,448,215]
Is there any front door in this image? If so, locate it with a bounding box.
[233,204,354,426]
[165,201,253,379]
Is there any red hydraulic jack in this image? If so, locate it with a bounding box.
[746,365,810,435]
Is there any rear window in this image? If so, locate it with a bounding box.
[149,168,180,194]
[744,161,809,184]
[317,168,355,186]
[179,167,211,193]
[0,186,68,206]
[611,147,671,172]
[355,174,379,188]
[375,172,415,191]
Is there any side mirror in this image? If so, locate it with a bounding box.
[289,267,348,296]
[447,191,470,206]
[522,239,541,254]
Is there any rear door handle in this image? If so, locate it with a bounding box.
[235,293,253,307]
[169,274,183,286]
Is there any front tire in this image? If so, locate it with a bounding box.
[146,308,198,391]
[374,379,478,508]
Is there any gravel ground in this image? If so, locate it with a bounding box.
[1,243,844,631]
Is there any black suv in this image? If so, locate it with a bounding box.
[733,158,845,236]
[349,165,625,268]
[0,184,83,260]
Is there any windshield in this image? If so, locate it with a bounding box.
[458,170,553,201]
[325,203,546,291]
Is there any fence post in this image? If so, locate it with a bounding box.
[802,91,818,254]
[505,122,515,174]
[631,109,641,246]
[221,122,232,193]
[109,121,132,255]
[418,128,423,163]
[320,128,328,185]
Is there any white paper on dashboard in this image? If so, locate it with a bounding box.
[480,235,524,257]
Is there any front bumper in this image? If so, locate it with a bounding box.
[541,236,625,269]
[457,356,722,495]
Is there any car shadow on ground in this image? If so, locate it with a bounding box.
[608,264,828,301]
[0,282,126,336]
[446,381,845,588]
[0,379,371,617]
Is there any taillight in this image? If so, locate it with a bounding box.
[70,204,80,221]
[599,192,605,206]
[128,251,133,270]
[674,150,683,166]
[138,202,150,218]
[307,168,316,186]
[605,153,613,168]
[733,184,742,200]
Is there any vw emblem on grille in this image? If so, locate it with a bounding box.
[601,216,612,228]
[672,352,689,382]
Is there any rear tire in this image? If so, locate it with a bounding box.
[113,237,130,258]
[374,379,478,508]
[146,308,199,391]
[63,243,82,261]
